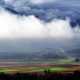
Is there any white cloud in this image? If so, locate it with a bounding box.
[0,9,76,39]
[46,19,74,38]
[4,0,58,5]
[4,0,15,4]
[30,0,54,4]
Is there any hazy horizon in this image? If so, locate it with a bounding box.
[0,0,80,60]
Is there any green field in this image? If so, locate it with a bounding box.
[0,66,67,73]
[0,58,79,74]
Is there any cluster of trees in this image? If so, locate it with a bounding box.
[0,70,80,80]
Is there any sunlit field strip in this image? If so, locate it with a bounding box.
[0,65,79,74]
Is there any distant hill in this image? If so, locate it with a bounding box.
[0,48,68,60]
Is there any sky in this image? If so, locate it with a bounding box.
[0,0,80,39]
[0,0,80,58]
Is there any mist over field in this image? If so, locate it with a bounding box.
[0,0,80,60]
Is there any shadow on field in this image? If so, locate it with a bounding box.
[0,70,80,80]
